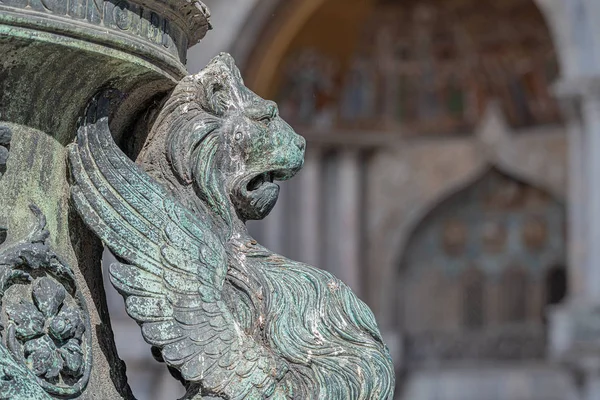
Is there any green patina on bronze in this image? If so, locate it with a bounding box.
[0,0,210,145]
[0,1,395,397]
[0,1,211,398]
[69,53,395,399]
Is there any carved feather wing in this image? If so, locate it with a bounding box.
[68,118,285,399]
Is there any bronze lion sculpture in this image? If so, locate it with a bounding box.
[69,53,395,399]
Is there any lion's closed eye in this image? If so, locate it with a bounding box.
[257,115,272,124]
[247,102,278,125]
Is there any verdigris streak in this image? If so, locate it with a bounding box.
[69,53,395,399]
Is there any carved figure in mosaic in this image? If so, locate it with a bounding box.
[279,49,338,127]
[69,53,395,399]
[340,58,377,122]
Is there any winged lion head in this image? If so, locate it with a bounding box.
[139,53,306,224]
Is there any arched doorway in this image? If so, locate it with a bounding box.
[399,169,566,365]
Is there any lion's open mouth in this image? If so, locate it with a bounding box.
[246,169,296,193]
[235,168,300,220]
[247,172,275,192]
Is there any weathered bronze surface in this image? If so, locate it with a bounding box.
[69,53,395,399]
[0,205,91,399]
[0,1,395,397]
[0,0,210,398]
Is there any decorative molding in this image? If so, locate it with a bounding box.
[405,328,546,366]
[0,0,210,70]
[134,0,211,45]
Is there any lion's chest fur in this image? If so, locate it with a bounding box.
[221,237,394,399]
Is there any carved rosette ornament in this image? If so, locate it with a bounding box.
[69,54,396,399]
[0,206,91,399]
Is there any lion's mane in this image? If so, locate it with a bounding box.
[138,72,233,231]
[243,246,396,399]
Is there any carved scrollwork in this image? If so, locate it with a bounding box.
[0,205,91,399]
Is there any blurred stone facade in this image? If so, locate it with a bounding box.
[105,0,600,399]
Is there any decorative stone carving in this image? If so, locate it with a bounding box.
[69,53,395,399]
[404,327,546,365]
[0,205,91,398]
[366,104,567,332]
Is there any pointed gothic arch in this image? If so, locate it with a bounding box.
[396,166,566,363]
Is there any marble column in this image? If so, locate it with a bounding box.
[335,150,362,295]
[547,81,600,400]
[538,1,600,396]
[583,91,600,302]
[297,148,322,267]
[554,88,589,300]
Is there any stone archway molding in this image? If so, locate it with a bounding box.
[392,102,567,275]
[238,0,330,95]
[368,102,566,333]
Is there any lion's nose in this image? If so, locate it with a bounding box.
[295,137,306,152]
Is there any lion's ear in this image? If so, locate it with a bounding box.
[215,52,244,84]
[206,81,228,117]
[198,53,246,116]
